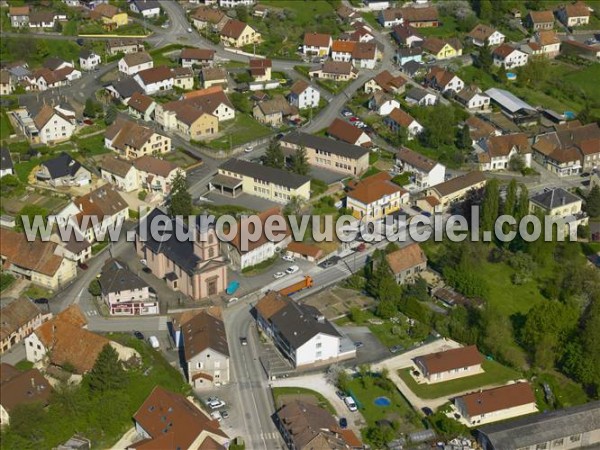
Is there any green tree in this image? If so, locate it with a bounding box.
[586,185,600,218]
[457,123,472,150]
[168,171,192,217]
[477,42,493,70]
[509,155,525,172]
[36,40,50,59]
[83,98,101,118]
[104,105,117,126]
[230,92,251,114]
[477,0,492,21]
[86,344,126,393]
[481,178,500,233]
[264,140,285,169]
[504,178,518,217]
[88,279,101,297]
[16,205,49,233]
[516,183,529,222]
[337,370,350,393]
[290,146,309,176]
[235,5,248,22]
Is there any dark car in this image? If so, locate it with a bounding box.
[336,390,346,400]
[319,259,336,269]
[421,407,433,416]
[134,331,145,340]
[34,298,49,305]
[581,172,590,177]
[142,267,152,274]
[354,341,364,348]
[339,417,348,429]
[76,38,84,46]
[240,337,248,346]
[78,263,89,270]
[389,345,404,353]
[275,133,285,140]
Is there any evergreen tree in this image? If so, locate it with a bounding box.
[264,140,285,169]
[477,0,492,21]
[87,344,125,393]
[504,179,518,217]
[457,124,472,149]
[477,42,493,70]
[88,280,101,297]
[104,105,117,126]
[366,251,390,297]
[290,146,309,176]
[84,98,99,118]
[516,183,529,222]
[481,178,500,233]
[168,171,192,217]
[587,185,600,218]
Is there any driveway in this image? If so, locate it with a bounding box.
[338,326,390,365]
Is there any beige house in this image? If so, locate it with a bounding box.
[249,58,272,82]
[364,70,407,95]
[133,155,183,196]
[414,345,483,384]
[136,209,228,301]
[211,158,310,202]
[309,61,358,81]
[253,95,298,126]
[201,67,228,90]
[0,228,77,290]
[0,298,49,354]
[159,101,219,140]
[529,187,588,232]
[455,383,538,426]
[427,171,487,211]
[346,172,408,220]
[105,118,171,159]
[219,19,261,48]
[171,308,229,389]
[0,70,14,95]
[386,243,427,285]
[106,38,144,56]
[190,6,228,31]
[557,1,590,27]
[281,131,370,176]
[172,67,194,91]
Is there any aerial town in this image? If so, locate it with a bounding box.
[0,0,600,449]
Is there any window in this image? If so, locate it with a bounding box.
[552,439,563,447]
[197,362,203,369]
[535,444,547,450]
[569,435,581,443]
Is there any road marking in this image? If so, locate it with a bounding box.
[158,316,168,331]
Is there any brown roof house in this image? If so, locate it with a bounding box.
[190,6,228,32]
[105,118,171,159]
[455,382,537,426]
[414,345,483,384]
[426,171,487,211]
[276,400,362,450]
[346,171,409,220]
[309,61,358,82]
[396,147,446,190]
[399,6,439,27]
[130,386,229,450]
[288,80,320,110]
[180,48,215,68]
[526,10,555,30]
[201,67,228,90]
[9,6,30,27]
[0,228,77,290]
[385,242,427,285]
[249,58,272,82]
[253,95,299,126]
[0,364,51,426]
[303,32,332,56]
[24,305,139,375]
[557,1,591,27]
[127,92,156,122]
[219,19,261,48]
[327,118,372,147]
[424,66,464,93]
[468,24,505,47]
[364,70,407,95]
[285,242,324,263]
[0,297,49,354]
[170,308,229,389]
[135,208,228,301]
[384,107,424,140]
[475,133,532,172]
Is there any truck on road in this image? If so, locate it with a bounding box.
[278,276,313,296]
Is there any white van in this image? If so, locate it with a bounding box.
[285,265,299,275]
[344,396,357,412]
[148,336,160,349]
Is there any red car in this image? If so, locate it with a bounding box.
[83,119,93,125]
[349,116,359,122]
[356,243,366,252]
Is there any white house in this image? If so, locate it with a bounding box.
[79,50,101,71]
[405,87,437,107]
[396,146,445,190]
[302,32,332,57]
[118,52,153,76]
[476,133,532,171]
[99,156,138,192]
[32,105,76,144]
[493,44,529,69]
[129,0,161,18]
[255,292,355,368]
[557,1,591,27]
[455,86,490,111]
[133,66,173,95]
[364,0,390,10]
[468,24,505,47]
[288,80,320,110]
[385,108,424,140]
[352,42,378,69]
[331,40,355,63]
[368,91,400,116]
[378,8,403,28]
[424,66,464,94]
[414,345,483,383]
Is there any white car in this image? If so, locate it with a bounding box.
[273,271,286,279]
[187,27,193,33]
[209,400,226,410]
[282,254,295,262]
[140,259,147,266]
[210,411,222,421]
[285,265,299,275]
[344,396,358,412]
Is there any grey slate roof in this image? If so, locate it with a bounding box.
[281,131,369,160]
[270,301,340,350]
[109,77,143,99]
[99,259,149,296]
[530,187,581,209]
[0,148,14,171]
[401,60,424,76]
[485,87,536,113]
[477,400,600,450]
[131,0,160,11]
[220,159,310,189]
[406,87,431,102]
[41,152,82,179]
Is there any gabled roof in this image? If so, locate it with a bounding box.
[387,107,417,128]
[74,185,128,224]
[400,6,439,23]
[180,48,215,61]
[41,152,82,179]
[468,24,501,41]
[202,67,227,82]
[135,65,172,84]
[220,19,250,39]
[109,77,143,99]
[536,30,560,46]
[386,242,427,274]
[352,42,377,60]
[303,32,331,48]
[397,147,438,172]
[255,95,297,116]
[371,71,407,92]
[131,0,160,11]
[128,91,154,113]
[414,345,482,375]
[466,116,498,141]
[527,10,555,24]
[228,208,290,255]
[456,85,486,104]
[173,86,234,116]
[0,298,43,342]
[0,365,51,413]
[190,6,226,24]
[458,382,536,417]
[1,147,14,171]
[282,131,369,160]
[347,171,405,205]
[220,159,309,189]
[132,386,228,450]
[406,86,434,102]
[483,133,531,157]
[122,51,153,67]
[485,88,536,113]
[29,11,56,24]
[331,40,356,53]
[181,309,229,360]
[530,187,581,209]
[425,66,459,88]
[255,291,288,321]
[492,43,523,59]
[327,118,369,145]
[91,3,121,19]
[320,61,354,76]
[380,7,403,22]
[99,259,149,296]
[133,155,179,178]
[289,79,313,96]
[432,171,486,197]
[392,24,423,42]
[560,1,590,18]
[106,118,158,151]
[9,6,30,16]
[423,37,462,54]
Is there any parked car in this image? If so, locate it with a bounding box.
[148,336,160,349]
[34,298,49,305]
[421,407,433,416]
[339,417,348,429]
[389,345,403,353]
[240,337,248,346]
[220,410,229,419]
[276,133,285,140]
[336,390,346,400]
[140,258,147,266]
[273,271,286,279]
[354,341,364,348]
[349,116,359,122]
[244,146,253,153]
[282,254,295,262]
[209,399,226,410]
[226,280,240,295]
[78,263,89,270]
[285,265,299,275]
[344,396,358,412]
[342,109,352,117]
[210,411,222,422]
[142,267,152,274]
[187,27,193,33]
[319,259,335,269]
[133,331,144,340]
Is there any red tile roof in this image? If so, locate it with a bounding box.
[388,107,416,128]
[415,345,482,375]
[386,242,427,275]
[458,382,536,417]
[0,228,65,277]
[303,32,331,48]
[347,171,405,205]
[327,118,369,145]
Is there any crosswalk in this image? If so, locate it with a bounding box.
[85,310,98,317]
[158,316,168,331]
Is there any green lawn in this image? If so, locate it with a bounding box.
[1,109,14,138]
[163,148,201,169]
[23,285,53,300]
[14,158,46,183]
[316,78,352,95]
[0,273,15,292]
[532,370,589,410]
[398,360,520,399]
[203,114,273,150]
[417,15,459,38]
[272,387,335,415]
[563,64,600,103]
[74,133,110,156]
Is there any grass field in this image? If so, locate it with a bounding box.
[163,148,201,168]
[1,109,14,138]
[74,133,110,156]
[563,64,600,102]
[204,114,272,150]
[271,387,335,414]
[398,360,520,399]
[417,15,459,38]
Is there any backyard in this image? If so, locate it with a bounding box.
[202,114,273,151]
[1,108,14,138]
[397,360,520,399]
[163,148,202,169]
[272,386,335,415]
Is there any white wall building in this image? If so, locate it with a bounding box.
[396,147,446,190]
